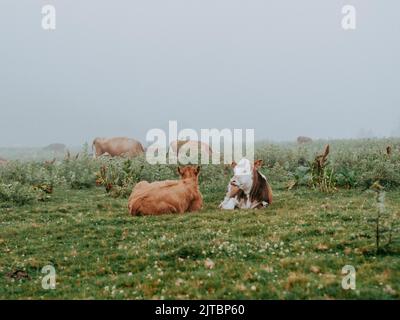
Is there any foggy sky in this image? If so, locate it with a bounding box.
[1,0,399,147]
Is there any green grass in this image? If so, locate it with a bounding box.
[1,186,399,299]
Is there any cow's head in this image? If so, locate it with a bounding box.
[178,165,200,180]
[229,159,263,194]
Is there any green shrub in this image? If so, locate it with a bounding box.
[0,182,39,207]
[1,138,400,203]
[58,152,98,189]
[360,159,400,189]
[0,161,57,187]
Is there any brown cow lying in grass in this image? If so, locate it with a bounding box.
[128,166,203,216]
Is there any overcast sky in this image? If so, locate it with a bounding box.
[1,0,399,147]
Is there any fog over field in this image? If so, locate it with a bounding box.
[1,0,399,147]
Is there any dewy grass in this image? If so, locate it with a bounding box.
[0,138,399,299]
[0,187,399,299]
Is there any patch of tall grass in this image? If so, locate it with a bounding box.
[0,138,399,205]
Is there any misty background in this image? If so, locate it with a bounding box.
[0,0,399,147]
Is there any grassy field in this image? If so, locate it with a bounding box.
[1,186,399,299]
[1,139,399,299]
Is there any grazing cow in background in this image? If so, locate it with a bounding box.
[44,158,56,166]
[220,159,273,210]
[0,157,8,166]
[92,137,144,158]
[297,136,313,144]
[128,166,203,216]
[43,143,66,153]
[170,140,212,158]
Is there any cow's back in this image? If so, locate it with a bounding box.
[297,136,313,144]
[128,180,196,215]
[170,140,212,157]
[102,137,144,157]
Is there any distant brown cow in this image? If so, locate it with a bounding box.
[128,166,203,216]
[44,158,56,166]
[170,140,212,158]
[297,136,313,144]
[43,143,66,153]
[0,157,8,165]
[92,137,144,158]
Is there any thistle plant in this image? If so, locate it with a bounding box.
[386,145,392,157]
[310,144,336,193]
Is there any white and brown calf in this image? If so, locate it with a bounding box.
[219,158,273,210]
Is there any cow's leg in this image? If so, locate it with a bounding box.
[96,149,104,158]
[266,182,273,205]
[93,144,104,158]
[128,181,151,215]
[145,202,180,215]
[128,197,142,216]
[219,197,237,210]
[188,196,203,212]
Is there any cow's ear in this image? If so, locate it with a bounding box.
[254,160,263,169]
[195,165,200,175]
[231,161,237,169]
[177,166,182,175]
